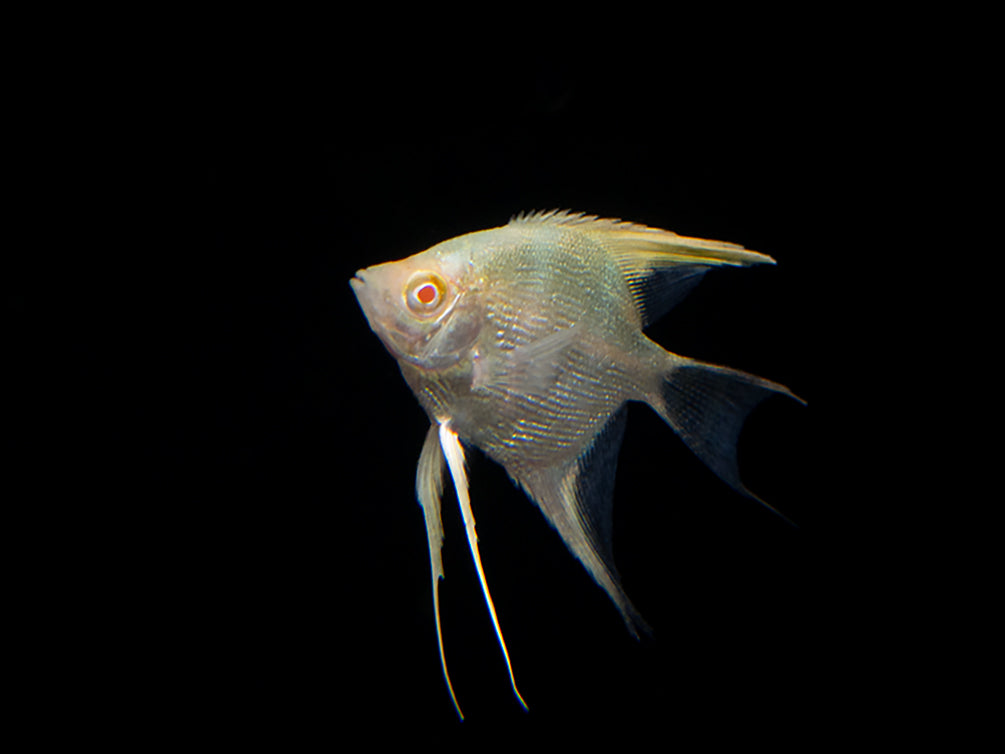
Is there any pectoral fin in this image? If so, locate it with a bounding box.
[472,325,579,398]
[416,423,463,719]
[438,421,528,712]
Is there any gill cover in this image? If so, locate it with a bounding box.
[409,269,482,369]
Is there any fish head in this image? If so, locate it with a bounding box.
[350,245,483,371]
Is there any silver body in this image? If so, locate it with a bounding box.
[350,211,800,717]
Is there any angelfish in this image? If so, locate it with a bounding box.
[349,210,800,718]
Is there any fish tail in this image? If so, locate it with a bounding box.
[651,355,803,522]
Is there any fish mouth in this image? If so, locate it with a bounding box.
[350,270,398,349]
[350,271,376,324]
[349,271,372,311]
[349,271,419,360]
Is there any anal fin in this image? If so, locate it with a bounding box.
[516,407,651,639]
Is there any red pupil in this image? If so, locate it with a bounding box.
[416,283,438,305]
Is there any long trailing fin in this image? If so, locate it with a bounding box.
[416,423,463,719]
[653,356,805,524]
[605,229,775,327]
[438,421,529,712]
[509,209,776,326]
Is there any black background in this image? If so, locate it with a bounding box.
[14,22,870,746]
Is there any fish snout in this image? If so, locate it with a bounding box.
[350,271,376,311]
[350,269,394,340]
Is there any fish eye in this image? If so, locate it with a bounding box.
[405,272,448,315]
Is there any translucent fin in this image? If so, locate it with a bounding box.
[516,408,651,639]
[620,264,712,327]
[608,234,775,327]
[416,423,463,719]
[438,421,529,712]
[509,209,776,326]
[653,356,805,523]
[472,325,578,397]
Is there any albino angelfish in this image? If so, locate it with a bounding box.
[349,210,800,718]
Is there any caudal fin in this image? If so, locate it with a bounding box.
[651,356,803,522]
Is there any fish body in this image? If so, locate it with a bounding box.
[350,210,799,717]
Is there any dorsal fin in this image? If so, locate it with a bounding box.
[509,209,776,326]
[509,209,653,232]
